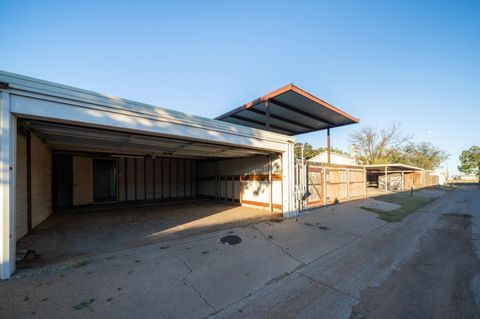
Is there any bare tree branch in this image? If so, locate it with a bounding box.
[350,123,411,164]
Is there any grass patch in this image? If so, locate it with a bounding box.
[270,218,284,223]
[362,193,436,222]
[71,260,89,268]
[73,298,94,310]
[433,185,455,191]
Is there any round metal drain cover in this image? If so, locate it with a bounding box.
[220,235,242,245]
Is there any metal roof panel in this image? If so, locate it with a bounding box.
[216,84,359,135]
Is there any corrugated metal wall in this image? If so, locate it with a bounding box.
[196,155,283,211]
[16,129,53,240]
[118,157,196,201]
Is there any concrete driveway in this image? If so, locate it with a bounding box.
[1,186,478,319]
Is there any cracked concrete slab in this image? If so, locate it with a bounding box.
[254,220,358,264]
[300,204,388,236]
[214,271,358,319]
[0,248,213,319]
[169,226,302,311]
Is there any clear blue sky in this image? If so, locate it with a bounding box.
[1,0,479,174]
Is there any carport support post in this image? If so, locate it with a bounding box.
[401,171,405,191]
[364,167,367,198]
[265,101,270,129]
[384,166,388,192]
[327,128,331,164]
[0,92,16,279]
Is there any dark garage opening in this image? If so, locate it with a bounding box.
[93,159,117,202]
[15,119,281,270]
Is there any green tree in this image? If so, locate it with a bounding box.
[400,142,448,170]
[458,146,480,179]
[294,143,348,160]
[294,143,319,160]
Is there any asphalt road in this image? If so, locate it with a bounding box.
[216,186,480,319]
[350,185,480,319]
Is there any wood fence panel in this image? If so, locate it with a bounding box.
[306,163,366,207]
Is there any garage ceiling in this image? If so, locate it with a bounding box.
[20,120,270,159]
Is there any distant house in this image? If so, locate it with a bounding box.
[308,151,357,165]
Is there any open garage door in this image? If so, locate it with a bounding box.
[14,119,284,269]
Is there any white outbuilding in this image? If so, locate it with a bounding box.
[308,151,357,165]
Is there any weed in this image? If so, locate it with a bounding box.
[72,260,89,268]
[270,218,284,223]
[73,298,94,311]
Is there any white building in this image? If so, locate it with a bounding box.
[308,151,357,165]
[0,72,359,278]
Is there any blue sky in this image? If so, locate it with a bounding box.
[1,0,479,174]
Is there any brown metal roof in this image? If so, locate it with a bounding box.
[364,164,425,172]
[215,84,359,135]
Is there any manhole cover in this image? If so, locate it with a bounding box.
[220,235,242,245]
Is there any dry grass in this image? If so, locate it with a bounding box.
[362,193,436,222]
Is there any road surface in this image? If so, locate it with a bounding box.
[1,186,478,319]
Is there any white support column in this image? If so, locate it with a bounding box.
[268,154,273,213]
[0,91,16,280]
[282,142,295,218]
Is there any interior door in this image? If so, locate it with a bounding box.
[53,154,73,208]
[93,159,117,202]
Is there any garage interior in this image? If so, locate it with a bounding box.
[15,119,283,268]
